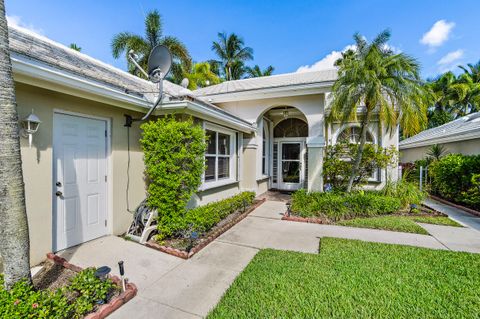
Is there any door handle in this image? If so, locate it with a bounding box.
[55,191,63,197]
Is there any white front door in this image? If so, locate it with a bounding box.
[53,113,108,251]
[278,141,305,191]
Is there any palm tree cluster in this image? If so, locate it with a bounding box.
[111,12,275,88]
[425,61,480,128]
[330,29,428,192]
[210,32,274,81]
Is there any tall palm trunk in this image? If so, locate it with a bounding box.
[346,107,371,192]
[0,0,32,289]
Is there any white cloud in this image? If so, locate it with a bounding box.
[437,49,464,72]
[296,43,401,73]
[6,15,44,35]
[420,20,455,48]
[296,45,356,73]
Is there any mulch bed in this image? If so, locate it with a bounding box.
[146,198,266,259]
[45,253,137,319]
[282,204,446,224]
[429,195,480,217]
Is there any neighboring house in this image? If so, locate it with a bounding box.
[7,24,398,265]
[400,112,480,163]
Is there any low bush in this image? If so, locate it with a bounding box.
[429,153,480,210]
[291,189,401,221]
[381,179,426,209]
[0,268,116,319]
[157,191,256,239]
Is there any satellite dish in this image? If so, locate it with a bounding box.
[147,45,172,83]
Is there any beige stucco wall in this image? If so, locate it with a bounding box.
[400,139,480,163]
[16,83,146,265]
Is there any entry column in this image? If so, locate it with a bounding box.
[306,136,325,192]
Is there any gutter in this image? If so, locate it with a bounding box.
[399,130,480,149]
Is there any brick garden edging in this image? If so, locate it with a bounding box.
[146,198,266,259]
[429,195,480,217]
[281,214,326,224]
[46,253,137,319]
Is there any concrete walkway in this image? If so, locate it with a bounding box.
[57,200,480,318]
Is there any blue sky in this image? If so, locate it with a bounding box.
[5,0,479,79]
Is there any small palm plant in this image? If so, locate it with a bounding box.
[330,29,428,192]
[426,144,448,162]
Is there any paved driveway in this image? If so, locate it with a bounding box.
[57,200,480,318]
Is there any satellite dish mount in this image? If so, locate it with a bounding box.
[124,45,172,127]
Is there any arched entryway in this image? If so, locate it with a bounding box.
[260,106,309,191]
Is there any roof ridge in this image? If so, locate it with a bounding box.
[193,69,337,93]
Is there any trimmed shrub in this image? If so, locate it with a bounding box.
[140,116,206,239]
[157,191,256,238]
[429,153,480,210]
[323,142,397,190]
[291,189,401,221]
[0,268,116,319]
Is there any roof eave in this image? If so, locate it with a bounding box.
[399,130,480,149]
[11,53,152,113]
[155,100,256,133]
[197,81,334,103]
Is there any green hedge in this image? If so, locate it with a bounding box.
[0,268,116,319]
[429,154,480,210]
[291,190,401,221]
[157,191,255,238]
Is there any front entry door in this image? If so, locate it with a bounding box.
[279,142,304,190]
[53,113,108,251]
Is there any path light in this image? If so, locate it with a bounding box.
[118,261,126,291]
[21,110,41,148]
[187,231,199,252]
[94,266,111,281]
[410,204,418,214]
[286,201,291,217]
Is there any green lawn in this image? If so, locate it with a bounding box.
[411,216,463,227]
[337,215,429,234]
[208,238,480,319]
[336,215,462,234]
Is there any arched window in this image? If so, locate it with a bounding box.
[274,118,308,138]
[337,127,374,144]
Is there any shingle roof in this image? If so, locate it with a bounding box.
[8,25,186,101]
[399,112,480,148]
[193,69,337,96]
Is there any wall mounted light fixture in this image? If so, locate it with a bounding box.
[21,110,41,148]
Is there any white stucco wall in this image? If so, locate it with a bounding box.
[400,139,480,163]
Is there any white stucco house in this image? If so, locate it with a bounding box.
[400,112,480,163]
[5,24,399,265]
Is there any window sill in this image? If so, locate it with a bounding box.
[199,179,239,192]
[257,175,270,182]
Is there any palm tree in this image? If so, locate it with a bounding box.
[69,43,81,51]
[331,30,427,192]
[184,62,221,89]
[459,60,480,83]
[111,10,191,83]
[0,0,32,289]
[245,65,274,78]
[211,32,253,81]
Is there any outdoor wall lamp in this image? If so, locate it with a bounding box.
[21,110,41,148]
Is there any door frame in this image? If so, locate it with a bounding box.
[52,109,112,251]
[274,137,306,191]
